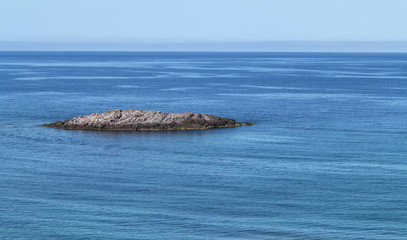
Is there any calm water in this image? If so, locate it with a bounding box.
[0,52,406,239]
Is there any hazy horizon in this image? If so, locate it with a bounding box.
[2,0,407,52]
[2,41,407,52]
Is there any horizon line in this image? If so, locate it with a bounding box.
[2,40,407,53]
[2,51,407,54]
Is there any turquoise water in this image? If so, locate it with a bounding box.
[0,52,406,239]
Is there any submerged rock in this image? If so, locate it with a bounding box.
[41,109,254,131]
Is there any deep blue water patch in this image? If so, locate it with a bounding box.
[0,52,406,239]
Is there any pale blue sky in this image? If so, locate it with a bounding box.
[1,0,407,51]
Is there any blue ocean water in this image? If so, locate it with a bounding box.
[0,52,406,239]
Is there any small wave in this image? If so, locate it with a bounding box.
[219,92,377,100]
[161,87,207,91]
[207,83,230,86]
[20,91,74,96]
[116,85,144,89]
[241,84,303,90]
[331,75,407,79]
[15,76,133,81]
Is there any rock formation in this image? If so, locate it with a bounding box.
[42,109,254,131]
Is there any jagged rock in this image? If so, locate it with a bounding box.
[41,109,254,131]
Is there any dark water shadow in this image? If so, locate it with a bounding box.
[44,126,242,140]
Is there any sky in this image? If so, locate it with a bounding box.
[1,0,407,51]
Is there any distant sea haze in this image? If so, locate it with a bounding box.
[1,52,406,239]
[1,41,407,52]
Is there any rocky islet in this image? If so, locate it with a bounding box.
[42,109,254,131]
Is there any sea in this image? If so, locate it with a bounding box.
[0,52,406,239]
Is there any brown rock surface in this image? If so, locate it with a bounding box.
[41,109,254,131]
